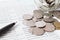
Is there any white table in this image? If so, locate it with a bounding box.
[0,0,60,40]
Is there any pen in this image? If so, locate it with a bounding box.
[0,22,16,37]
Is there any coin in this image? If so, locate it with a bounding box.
[23,14,33,20]
[44,23,55,32]
[33,10,43,19]
[43,18,55,23]
[23,20,35,26]
[32,17,42,22]
[35,21,46,28]
[32,27,45,36]
[53,22,60,30]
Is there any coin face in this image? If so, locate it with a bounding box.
[43,18,54,23]
[23,14,33,20]
[53,22,60,30]
[33,10,43,19]
[44,23,55,32]
[32,17,42,22]
[23,20,35,26]
[35,21,46,28]
[32,27,45,36]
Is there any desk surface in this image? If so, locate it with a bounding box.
[0,0,60,40]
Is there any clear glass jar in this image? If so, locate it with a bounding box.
[34,0,60,13]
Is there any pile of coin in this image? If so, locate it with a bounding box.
[23,9,60,36]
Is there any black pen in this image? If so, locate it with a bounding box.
[0,22,16,37]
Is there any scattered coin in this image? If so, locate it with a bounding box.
[32,27,45,36]
[23,14,33,20]
[35,21,46,28]
[33,10,43,19]
[53,22,60,30]
[23,20,35,26]
[32,17,42,22]
[43,18,55,23]
[44,23,55,32]
[23,9,58,36]
[33,10,43,14]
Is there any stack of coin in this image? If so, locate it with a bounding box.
[23,9,60,36]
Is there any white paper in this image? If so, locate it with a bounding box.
[0,0,60,40]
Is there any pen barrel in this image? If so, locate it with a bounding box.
[0,22,15,31]
[0,22,16,36]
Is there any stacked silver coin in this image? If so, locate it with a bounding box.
[23,9,57,36]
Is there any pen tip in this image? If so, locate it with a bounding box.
[15,21,17,23]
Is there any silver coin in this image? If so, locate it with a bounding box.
[43,18,54,23]
[23,20,35,26]
[23,14,33,20]
[33,10,43,19]
[44,23,55,32]
[35,20,46,28]
[29,27,45,36]
[32,17,42,22]
[32,27,45,36]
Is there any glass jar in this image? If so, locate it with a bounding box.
[34,0,60,13]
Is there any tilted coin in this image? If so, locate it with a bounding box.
[44,23,55,32]
[33,10,43,18]
[23,20,35,26]
[35,20,46,28]
[32,27,45,36]
[23,14,33,20]
[33,10,44,14]
[43,18,55,23]
[32,17,43,22]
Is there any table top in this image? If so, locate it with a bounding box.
[0,0,60,40]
